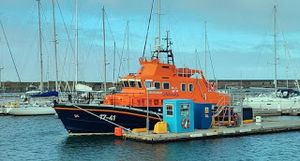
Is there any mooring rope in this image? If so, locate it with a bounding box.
[72,104,135,134]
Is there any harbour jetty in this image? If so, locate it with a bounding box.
[122,117,300,143]
[0,80,299,93]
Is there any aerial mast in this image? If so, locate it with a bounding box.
[127,21,130,73]
[156,0,161,56]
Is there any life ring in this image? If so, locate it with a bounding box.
[181,118,190,129]
[209,82,217,92]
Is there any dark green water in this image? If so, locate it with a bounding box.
[1,115,300,161]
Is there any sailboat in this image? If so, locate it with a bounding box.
[54,2,230,135]
[8,0,58,116]
[243,5,300,115]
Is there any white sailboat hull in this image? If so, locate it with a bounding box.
[243,96,300,110]
[8,106,55,116]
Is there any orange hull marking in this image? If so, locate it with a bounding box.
[55,107,160,120]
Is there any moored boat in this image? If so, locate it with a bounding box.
[8,104,55,116]
[54,2,230,135]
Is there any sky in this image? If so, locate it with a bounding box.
[1,0,300,83]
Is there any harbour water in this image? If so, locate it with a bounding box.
[1,115,300,160]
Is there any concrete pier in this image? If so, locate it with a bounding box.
[122,117,300,143]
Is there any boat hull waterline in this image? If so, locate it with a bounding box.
[55,104,161,135]
[8,106,56,116]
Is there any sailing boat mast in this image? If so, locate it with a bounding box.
[37,0,44,92]
[52,0,58,91]
[75,0,79,89]
[127,21,130,73]
[102,7,107,96]
[274,5,277,91]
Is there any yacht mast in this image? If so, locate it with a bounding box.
[75,0,79,89]
[274,5,277,91]
[52,0,59,91]
[37,0,44,92]
[127,21,130,73]
[102,7,107,96]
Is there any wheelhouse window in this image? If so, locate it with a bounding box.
[123,81,129,87]
[180,103,190,116]
[137,81,143,88]
[144,80,152,88]
[188,83,193,92]
[129,80,136,88]
[163,82,170,90]
[181,83,186,92]
[166,104,173,116]
[154,82,161,89]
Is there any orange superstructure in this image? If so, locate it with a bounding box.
[104,33,229,108]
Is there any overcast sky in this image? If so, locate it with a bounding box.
[1,0,300,83]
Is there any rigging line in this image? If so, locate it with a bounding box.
[56,0,75,90]
[278,21,300,90]
[196,50,203,72]
[104,9,116,43]
[142,0,155,58]
[117,26,128,79]
[206,36,216,81]
[0,20,21,82]
[72,104,134,133]
[56,0,74,52]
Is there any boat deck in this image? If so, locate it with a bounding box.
[122,117,300,143]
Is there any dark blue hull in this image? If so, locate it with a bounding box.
[54,104,162,134]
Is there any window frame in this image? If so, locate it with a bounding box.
[153,81,161,89]
[166,104,174,116]
[144,80,153,89]
[188,83,193,92]
[180,103,190,117]
[129,80,136,88]
[181,83,186,92]
[163,82,170,90]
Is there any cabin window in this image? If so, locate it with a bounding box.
[181,83,186,92]
[124,81,129,87]
[154,82,161,89]
[166,104,173,116]
[163,82,170,90]
[144,80,152,88]
[188,83,193,92]
[129,81,136,88]
[180,103,190,116]
[137,81,142,88]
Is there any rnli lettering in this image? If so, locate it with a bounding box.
[99,114,116,121]
[163,92,179,97]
